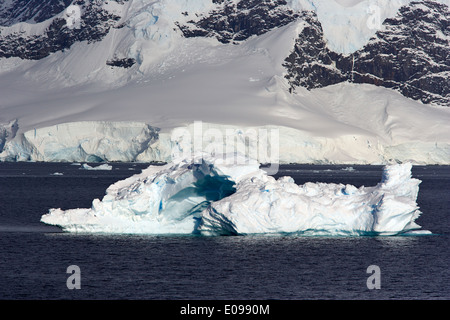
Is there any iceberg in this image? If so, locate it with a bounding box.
[40,153,428,236]
[41,153,251,234]
[80,163,113,171]
[199,160,425,236]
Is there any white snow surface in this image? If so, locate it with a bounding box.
[290,0,416,53]
[0,0,449,165]
[40,153,428,236]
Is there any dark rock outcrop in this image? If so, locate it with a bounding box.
[106,57,136,68]
[0,0,73,26]
[176,0,300,44]
[0,0,126,60]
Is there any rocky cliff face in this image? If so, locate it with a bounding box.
[175,0,300,44]
[0,0,73,26]
[0,0,125,60]
[283,11,347,90]
[284,0,450,106]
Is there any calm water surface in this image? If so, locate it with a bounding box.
[0,162,448,300]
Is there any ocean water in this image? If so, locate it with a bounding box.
[0,162,449,300]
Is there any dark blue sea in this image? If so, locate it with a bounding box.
[0,162,449,302]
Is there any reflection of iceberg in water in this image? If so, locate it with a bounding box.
[41,153,430,236]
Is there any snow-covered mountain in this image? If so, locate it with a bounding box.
[284,0,450,105]
[0,0,449,164]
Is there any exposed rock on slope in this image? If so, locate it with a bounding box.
[283,1,450,105]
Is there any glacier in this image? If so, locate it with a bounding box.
[40,153,429,236]
[0,1,449,165]
[2,114,449,165]
[0,121,159,162]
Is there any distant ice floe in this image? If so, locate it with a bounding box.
[41,153,429,236]
[80,163,113,171]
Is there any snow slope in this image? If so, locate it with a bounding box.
[0,0,449,164]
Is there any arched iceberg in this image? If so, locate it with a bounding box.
[40,154,428,236]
